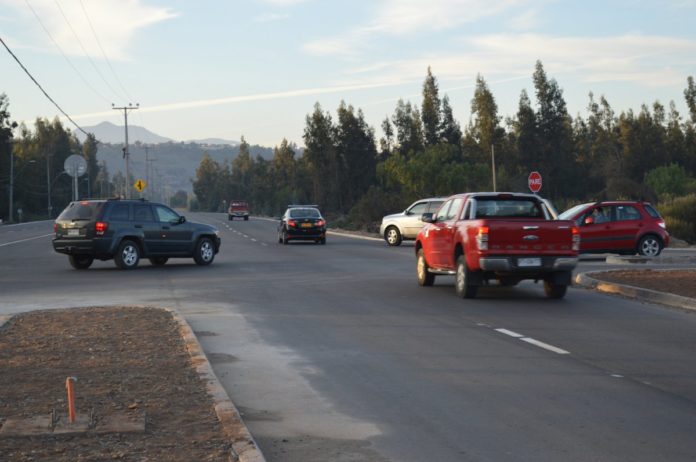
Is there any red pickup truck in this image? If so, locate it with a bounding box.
[415,192,580,299]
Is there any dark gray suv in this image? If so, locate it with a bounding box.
[53,199,221,270]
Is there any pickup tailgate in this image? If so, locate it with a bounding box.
[486,219,576,255]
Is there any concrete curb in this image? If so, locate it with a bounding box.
[166,307,266,462]
[0,308,265,462]
[575,271,696,312]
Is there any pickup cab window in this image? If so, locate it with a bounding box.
[435,200,452,222]
[475,198,545,218]
[445,198,464,221]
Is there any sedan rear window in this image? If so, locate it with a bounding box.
[57,201,103,221]
[289,208,320,218]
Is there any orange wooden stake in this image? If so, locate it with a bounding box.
[65,377,77,423]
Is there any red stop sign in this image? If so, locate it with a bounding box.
[528,171,542,193]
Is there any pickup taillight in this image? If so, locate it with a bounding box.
[95,221,108,236]
[572,226,580,251]
[476,226,489,251]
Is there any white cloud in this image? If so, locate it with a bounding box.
[342,33,696,88]
[257,0,308,5]
[254,12,290,23]
[0,0,177,60]
[303,0,527,56]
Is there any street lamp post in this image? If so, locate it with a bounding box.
[8,146,36,223]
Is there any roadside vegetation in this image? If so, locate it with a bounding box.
[2,61,695,242]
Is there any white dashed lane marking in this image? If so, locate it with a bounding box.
[492,327,569,355]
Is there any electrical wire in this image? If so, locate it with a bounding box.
[0,35,90,137]
[78,0,134,102]
[23,0,110,104]
[53,0,128,102]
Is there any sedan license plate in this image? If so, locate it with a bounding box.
[518,257,541,267]
[301,223,313,228]
[67,229,80,236]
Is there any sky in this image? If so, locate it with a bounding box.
[1,0,695,147]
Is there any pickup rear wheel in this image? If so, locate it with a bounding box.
[416,249,435,286]
[455,255,477,299]
[385,226,402,246]
[544,281,567,299]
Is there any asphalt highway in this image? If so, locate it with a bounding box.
[2,215,696,461]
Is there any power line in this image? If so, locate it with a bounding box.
[53,0,127,102]
[0,35,90,137]
[23,0,110,104]
[78,0,134,102]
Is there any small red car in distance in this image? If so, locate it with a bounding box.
[228,200,249,221]
[558,201,669,256]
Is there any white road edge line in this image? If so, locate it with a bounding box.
[519,337,570,355]
[0,233,53,247]
[495,328,524,338]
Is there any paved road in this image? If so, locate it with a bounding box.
[2,216,696,461]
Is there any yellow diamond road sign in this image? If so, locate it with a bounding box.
[134,179,147,192]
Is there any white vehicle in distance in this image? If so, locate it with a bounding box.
[380,197,445,246]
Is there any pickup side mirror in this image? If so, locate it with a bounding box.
[583,216,594,226]
[421,212,435,223]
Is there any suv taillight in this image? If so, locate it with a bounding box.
[95,221,108,236]
[572,226,580,251]
[476,226,489,250]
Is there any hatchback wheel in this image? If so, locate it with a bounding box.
[637,234,662,257]
[194,237,215,265]
[385,226,402,246]
[115,240,140,269]
[69,254,94,270]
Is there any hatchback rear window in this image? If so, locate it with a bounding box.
[643,204,661,218]
[57,201,103,221]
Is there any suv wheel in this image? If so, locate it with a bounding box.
[115,240,140,269]
[194,237,215,265]
[149,257,169,266]
[385,226,402,246]
[637,234,662,257]
[416,249,435,286]
[69,254,94,270]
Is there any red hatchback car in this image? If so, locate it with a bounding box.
[558,201,669,256]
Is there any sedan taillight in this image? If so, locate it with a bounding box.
[288,220,297,228]
[316,219,325,227]
[95,221,108,236]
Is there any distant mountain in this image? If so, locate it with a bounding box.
[187,138,239,146]
[76,121,173,144]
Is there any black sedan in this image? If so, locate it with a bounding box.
[277,205,326,245]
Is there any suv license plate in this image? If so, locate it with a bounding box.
[67,229,80,236]
[518,257,541,267]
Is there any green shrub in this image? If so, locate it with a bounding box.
[660,194,696,243]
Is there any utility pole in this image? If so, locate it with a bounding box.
[112,103,139,198]
[491,144,497,192]
[9,147,14,223]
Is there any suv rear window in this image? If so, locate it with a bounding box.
[57,201,104,221]
[643,204,661,218]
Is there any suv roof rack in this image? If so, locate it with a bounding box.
[287,204,319,208]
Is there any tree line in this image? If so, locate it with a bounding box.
[192,61,696,241]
